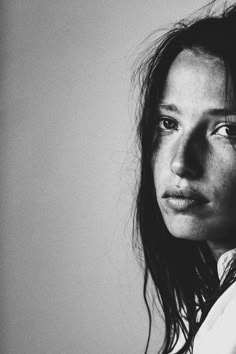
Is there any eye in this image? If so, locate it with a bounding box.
[158,117,178,131]
[215,124,236,138]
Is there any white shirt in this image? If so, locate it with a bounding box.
[193,248,236,354]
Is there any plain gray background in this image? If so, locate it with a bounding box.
[0,0,209,353]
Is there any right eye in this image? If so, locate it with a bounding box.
[158,117,178,131]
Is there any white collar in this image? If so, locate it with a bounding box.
[217,248,236,282]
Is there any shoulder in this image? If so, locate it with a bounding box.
[193,281,236,354]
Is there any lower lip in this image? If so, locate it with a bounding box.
[164,197,207,211]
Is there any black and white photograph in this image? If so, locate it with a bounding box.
[1,1,236,353]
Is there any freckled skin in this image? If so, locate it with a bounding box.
[154,50,236,259]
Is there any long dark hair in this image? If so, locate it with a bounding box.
[132,2,236,353]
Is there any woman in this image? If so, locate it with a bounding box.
[133,1,236,353]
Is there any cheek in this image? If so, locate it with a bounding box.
[153,157,163,192]
[214,171,236,208]
[153,146,171,189]
[209,148,236,206]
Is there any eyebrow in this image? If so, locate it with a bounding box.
[159,103,236,116]
[207,108,236,116]
[159,103,181,114]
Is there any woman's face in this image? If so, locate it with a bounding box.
[154,49,236,252]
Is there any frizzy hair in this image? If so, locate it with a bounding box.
[132,2,236,353]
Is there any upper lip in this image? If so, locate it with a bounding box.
[162,187,209,202]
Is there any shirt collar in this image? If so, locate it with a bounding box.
[217,248,236,282]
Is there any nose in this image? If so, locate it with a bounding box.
[170,134,203,179]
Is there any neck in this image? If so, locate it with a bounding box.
[207,241,236,262]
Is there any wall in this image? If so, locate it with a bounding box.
[0,1,207,353]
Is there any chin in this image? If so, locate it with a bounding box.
[163,215,210,241]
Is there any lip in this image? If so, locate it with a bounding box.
[162,187,209,211]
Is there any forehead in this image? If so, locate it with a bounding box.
[161,49,231,111]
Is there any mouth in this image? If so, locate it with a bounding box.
[162,187,209,212]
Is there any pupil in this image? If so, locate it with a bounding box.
[227,126,236,136]
[164,119,173,129]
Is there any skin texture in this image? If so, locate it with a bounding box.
[154,49,236,260]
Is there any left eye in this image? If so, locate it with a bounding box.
[215,125,236,137]
[158,117,178,130]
